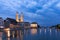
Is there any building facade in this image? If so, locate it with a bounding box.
[0,17,4,28]
[30,22,38,28]
[16,12,24,22]
[16,12,38,28]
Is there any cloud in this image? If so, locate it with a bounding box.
[24,12,43,19]
[0,0,23,11]
[25,1,37,8]
[0,0,60,26]
[55,2,60,9]
[42,0,58,10]
[36,7,60,26]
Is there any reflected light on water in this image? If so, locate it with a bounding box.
[0,37,2,40]
[4,28,10,37]
[44,29,46,33]
[17,31,19,38]
[8,31,10,37]
[40,29,41,34]
[20,30,23,40]
[31,29,37,35]
[56,29,57,33]
[7,38,10,40]
[49,29,52,35]
[55,29,57,35]
[12,31,15,38]
[50,29,52,33]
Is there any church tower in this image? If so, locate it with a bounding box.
[19,12,24,22]
[16,12,19,22]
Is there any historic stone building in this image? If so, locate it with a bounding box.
[16,12,38,28]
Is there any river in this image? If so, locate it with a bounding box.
[0,28,60,40]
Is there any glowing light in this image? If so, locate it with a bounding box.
[31,29,37,34]
[16,12,19,22]
[0,26,4,28]
[44,29,46,33]
[4,28,10,37]
[50,29,51,33]
[8,30,10,37]
[49,29,52,36]
[31,24,37,27]
[12,31,15,38]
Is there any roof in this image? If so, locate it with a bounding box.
[5,18,17,25]
[31,22,37,24]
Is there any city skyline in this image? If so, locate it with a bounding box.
[0,0,60,26]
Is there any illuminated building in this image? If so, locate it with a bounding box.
[16,12,30,28]
[30,22,38,28]
[4,12,38,28]
[16,12,19,22]
[17,22,30,28]
[15,12,38,28]
[19,12,24,22]
[16,12,24,22]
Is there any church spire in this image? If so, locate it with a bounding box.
[19,12,24,22]
[16,12,19,22]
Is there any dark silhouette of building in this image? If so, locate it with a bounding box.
[4,18,17,28]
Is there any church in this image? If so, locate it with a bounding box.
[16,12,38,28]
[16,12,30,28]
[4,12,38,28]
[16,12,24,22]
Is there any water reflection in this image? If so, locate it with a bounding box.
[7,38,10,40]
[4,28,10,37]
[0,28,60,40]
[0,37,2,40]
[44,29,46,33]
[49,29,52,35]
[50,29,52,33]
[39,29,41,34]
[24,29,29,35]
[12,31,15,38]
[31,29,37,35]
[0,32,3,40]
[20,30,23,40]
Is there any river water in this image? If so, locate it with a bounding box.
[0,28,60,40]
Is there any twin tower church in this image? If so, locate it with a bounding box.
[15,12,38,28]
[16,12,24,22]
[0,12,38,29]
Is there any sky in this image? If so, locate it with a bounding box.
[0,0,60,26]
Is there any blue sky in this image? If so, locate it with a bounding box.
[0,0,60,26]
